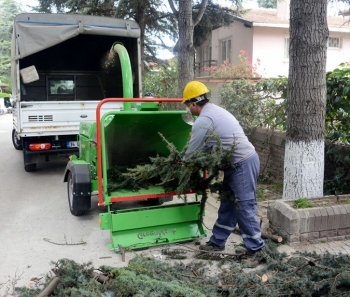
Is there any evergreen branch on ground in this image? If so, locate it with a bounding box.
[15,241,350,297]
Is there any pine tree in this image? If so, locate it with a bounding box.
[257,0,277,9]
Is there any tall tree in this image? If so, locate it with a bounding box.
[33,0,172,66]
[114,1,177,71]
[168,0,241,96]
[283,0,328,200]
[0,0,21,82]
[33,0,237,61]
[169,0,208,96]
[257,0,277,8]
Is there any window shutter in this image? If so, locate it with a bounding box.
[221,40,226,63]
[227,40,231,63]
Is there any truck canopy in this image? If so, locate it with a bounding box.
[13,13,140,59]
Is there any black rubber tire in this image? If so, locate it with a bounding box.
[12,129,23,150]
[67,171,86,216]
[24,163,37,172]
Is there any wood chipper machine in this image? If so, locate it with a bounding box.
[63,43,206,252]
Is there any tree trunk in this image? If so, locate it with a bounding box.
[283,0,328,200]
[177,0,195,97]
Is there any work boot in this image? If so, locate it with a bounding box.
[241,248,264,268]
[199,241,225,251]
[235,245,248,255]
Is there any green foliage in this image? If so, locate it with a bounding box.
[192,1,237,47]
[143,59,178,98]
[0,0,21,81]
[107,164,160,194]
[220,76,287,134]
[0,92,11,98]
[324,63,350,195]
[217,61,350,195]
[15,242,350,297]
[120,132,235,197]
[205,50,261,78]
[32,1,240,66]
[273,179,283,192]
[294,198,314,209]
[325,63,350,142]
[257,0,277,8]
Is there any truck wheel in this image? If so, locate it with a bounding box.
[24,163,37,172]
[67,172,86,216]
[12,129,23,150]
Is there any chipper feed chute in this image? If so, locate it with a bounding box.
[97,98,207,251]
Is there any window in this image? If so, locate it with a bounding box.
[284,37,290,60]
[201,47,206,63]
[221,39,231,63]
[49,78,75,96]
[328,37,340,49]
[201,46,212,63]
[208,46,212,61]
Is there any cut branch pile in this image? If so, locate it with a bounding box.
[107,132,236,200]
[15,241,350,297]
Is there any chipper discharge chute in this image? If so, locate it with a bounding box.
[96,98,207,251]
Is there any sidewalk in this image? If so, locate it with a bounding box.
[116,194,350,260]
[191,193,350,256]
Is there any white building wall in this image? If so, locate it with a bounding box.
[206,82,222,105]
[252,27,350,77]
[196,14,350,105]
[252,26,290,77]
[211,21,253,66]
[327,31,350,70]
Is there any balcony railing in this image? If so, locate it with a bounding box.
[194,60,218,77]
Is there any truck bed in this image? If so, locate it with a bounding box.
[17,101,123,137]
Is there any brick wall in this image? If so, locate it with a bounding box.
[248,127,286,178]
[248,127,350,184]
[268,195,350,246]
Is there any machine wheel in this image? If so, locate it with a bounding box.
[24,163,37,172]
[67,172,86,216]
[146,198,164,206]
[12,129,23,150]
[0,109,4,115]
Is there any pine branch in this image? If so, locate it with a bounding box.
[117,132,237,196]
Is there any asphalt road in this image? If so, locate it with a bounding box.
[0,113,123,292]
[0,113,225,294]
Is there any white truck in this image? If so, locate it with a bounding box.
[11,13,142,171]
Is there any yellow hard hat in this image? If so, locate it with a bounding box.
[182,81,209,104]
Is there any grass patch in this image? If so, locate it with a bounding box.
[294,198,314,209]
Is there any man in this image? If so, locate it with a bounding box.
[182,81,265,264]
